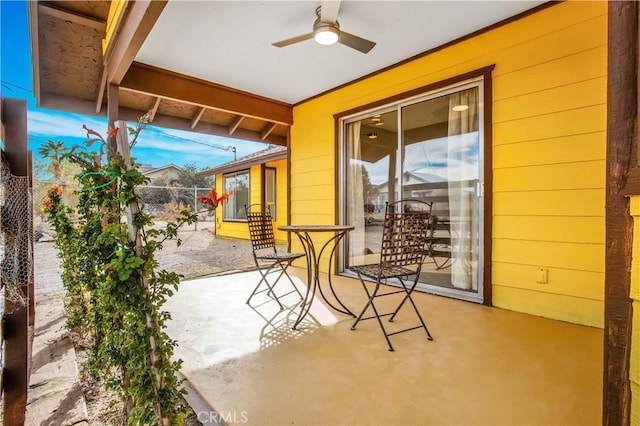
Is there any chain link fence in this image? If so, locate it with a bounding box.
[32,181,263,280]
[134,185,216,231]
[1,159,33,309]
[33,181,216,235]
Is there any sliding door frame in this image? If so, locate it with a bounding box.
[334,65,494,305]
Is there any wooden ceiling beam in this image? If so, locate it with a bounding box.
[116,107,288,147]
[37,91,289,146]
[261,123,277,141]
[191,107,206,129]
[121,62,293,126]
[149,97,162,122]
[27,1,41,106]
[38,3,106,31]
[96,67,107,113]
[228,116,244,135]
[104,1,167,85]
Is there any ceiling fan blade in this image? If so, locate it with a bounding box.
[320,0,341,23]
[272,32,314,48]
[338,31,376,54]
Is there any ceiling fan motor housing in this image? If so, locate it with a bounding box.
[313,17,340,44]
[314,18,340,35]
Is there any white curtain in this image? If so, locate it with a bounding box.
[346,122,365,265]
[447,89,479,290]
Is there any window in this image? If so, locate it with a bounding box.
[265,167,276,220]
[223,170,249,221]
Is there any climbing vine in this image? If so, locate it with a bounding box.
[42,117,198,425]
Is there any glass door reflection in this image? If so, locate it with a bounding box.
[344,83,483,303]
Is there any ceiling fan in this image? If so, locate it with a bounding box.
[272,1,376,54]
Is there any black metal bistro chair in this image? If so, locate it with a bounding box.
[349,199,434,351]
[245,204,304,309]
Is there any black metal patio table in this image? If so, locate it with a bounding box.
[278,224,355,329]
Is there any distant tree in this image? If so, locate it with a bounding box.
[32,158,49,181]
[36,140,83,183]
[176,163,215,188]
[354,165,377,203]
[350,164,378,212]
[38,140,66,180]
[36,140,84,209]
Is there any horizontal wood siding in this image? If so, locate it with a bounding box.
[630,197,640,424]
[491,3,606,328]
[250,165,261,207]
[268,159,289,243]
[290,1,607,326]
[289,105,336,265]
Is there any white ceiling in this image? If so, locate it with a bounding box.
[136,0,545,104]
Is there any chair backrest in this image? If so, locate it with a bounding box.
[379,199,432,267]
[245,204,276,250]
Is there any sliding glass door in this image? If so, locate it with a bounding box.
[343,80,484,302]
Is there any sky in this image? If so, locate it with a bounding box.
[0,0,266,172]
[362,132,479,186]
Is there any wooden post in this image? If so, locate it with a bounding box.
[604,2,637,425]
[115,121,166,426]
[1,97,30,426]
[107,83,119,154]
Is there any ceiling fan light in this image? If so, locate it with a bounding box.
[314,26,339,45]
[452,104,469,112]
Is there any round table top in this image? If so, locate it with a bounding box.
[279,224,355,233]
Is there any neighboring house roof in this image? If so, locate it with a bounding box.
[411,171,446,183]
[138,163,154,173]
[141,164,184,185]
[376,171,445,190]
[141,164,183,176]
[197,145,287,178]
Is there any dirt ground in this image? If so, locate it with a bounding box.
[32,227,272,425]
[35,226,263,297]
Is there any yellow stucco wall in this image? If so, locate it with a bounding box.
[290,1,606,327]
[214,159,288,244]
[630,197,640,425]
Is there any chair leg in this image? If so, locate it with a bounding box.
[351,277,395,351]
[247,258,304,310]
[246,277,265,304]
[369,296,395,352]
[246,263,285,310]
[264,261,304,304]
[403,283,433,341]
[390,276,433,341]
[276,260,304,299]
[389,276,414,321]
[351,276,374,329]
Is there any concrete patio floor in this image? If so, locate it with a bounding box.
[165,268,603,425]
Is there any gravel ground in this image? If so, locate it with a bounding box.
[34,227,264,298]
[154,227,263,279]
